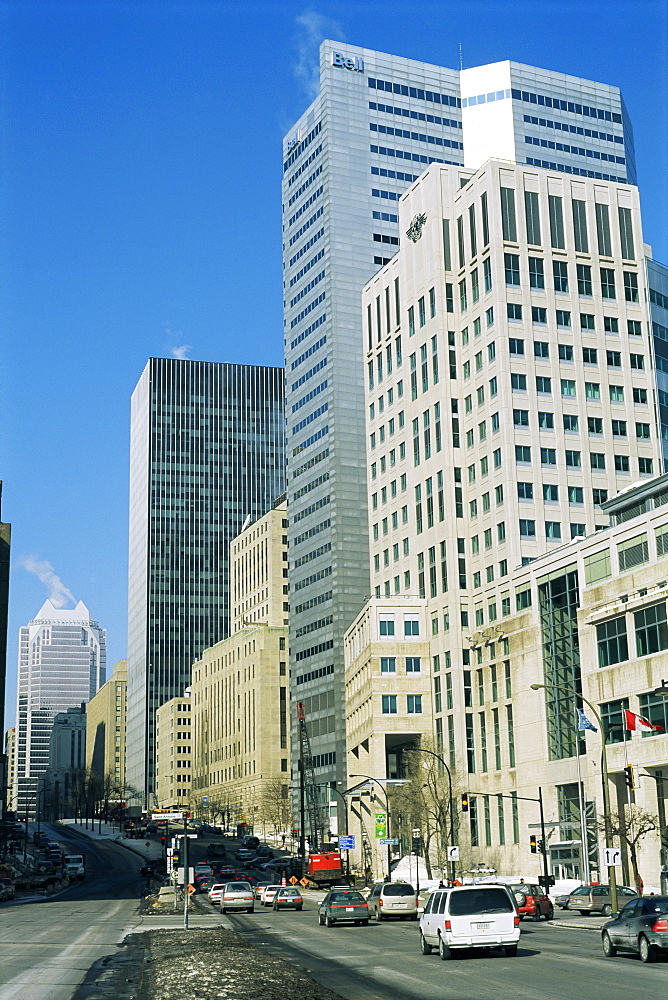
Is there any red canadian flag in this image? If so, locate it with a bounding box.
[624,709,664,733]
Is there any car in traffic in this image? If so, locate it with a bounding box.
[367,881,418,921]
[556,884,637,916]
[273,887,303,910]
[0,877,15,902]
[254,881,274,900]
[509,883,554,921]
[602,895,668,963]
[419,884,520,959]
[219,881,255,913]
[260,884,283,906]
[235,849,254,863]
[318,887,369,927]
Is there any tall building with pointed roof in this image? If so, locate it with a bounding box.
[13,598,105,818]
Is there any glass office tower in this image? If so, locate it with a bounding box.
[126,358,285,803]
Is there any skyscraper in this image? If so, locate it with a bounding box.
[13,599,105,818]
[283,41,635,799]
[126,358,285,803]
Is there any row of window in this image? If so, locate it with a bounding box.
[511,373,647,399]
[453,188,635,273]
[524,156,626,185]
[378,617,420,636]
[380,656,421,673]
[369,100,462,129]
[513,410,649,439]
[381,694,423,714]
[597,602,668,668]
[514,446,653,474]
[525,134,625,166]
[465,705,516,775]
[523,114,623,145]
[503,254,639,300]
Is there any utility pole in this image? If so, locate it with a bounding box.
[183,813,189,930]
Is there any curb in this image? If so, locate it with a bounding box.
[548,919,606,931]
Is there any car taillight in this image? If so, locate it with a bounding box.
[514,916,520,926]
[379,898,383,906]
[416,898,419,907]
[653,918,668,931]
[444,920,451,930]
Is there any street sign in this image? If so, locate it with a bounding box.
[177,867,195,885]
[604,847,621,866]
[339,835,356,850]
[447,846,460,861]
[299,878,309,887]
[151,812,183,822]
[538,874,556,888]
[202,796,209,807]
[289,875,298,885]
[170,870,179,883]
[379,838,399,845]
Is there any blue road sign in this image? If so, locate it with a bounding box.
[379,838,399,845]
[339,834,356,849]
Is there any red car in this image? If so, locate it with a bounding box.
[511,883,554,921]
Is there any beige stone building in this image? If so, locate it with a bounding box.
[155,693,192,809]
[190,499,290,831]
[85,660,127,790]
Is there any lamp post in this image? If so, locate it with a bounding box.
[351,774,392,880]
[316,781,351,877]
[403,747,456,883]
[531,681,617,915]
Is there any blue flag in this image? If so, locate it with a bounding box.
[576,708,597,732]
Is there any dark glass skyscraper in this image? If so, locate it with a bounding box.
[126,359,285,803]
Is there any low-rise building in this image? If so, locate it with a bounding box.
[155,693,192,809]
[86,660,127,793]
[190,499,290,832]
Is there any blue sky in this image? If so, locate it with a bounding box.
[1,0,666,730]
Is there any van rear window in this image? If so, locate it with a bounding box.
[449,888,514,915]
[383,884,414,897]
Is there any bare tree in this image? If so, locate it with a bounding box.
[598,806,658,892]
[260,779,292,835]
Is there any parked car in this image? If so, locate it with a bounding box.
[367,881,418,921]
[318,887,369,927]
[419,884,520,959]
[509,883,553,921]
[556,884,637,916]
[273,887,303,910]
[602,895,668,963]
[219,881,255,913]
[0,878,15,901]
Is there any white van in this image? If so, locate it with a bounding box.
[419,884,520,959]
[367,881,418,921]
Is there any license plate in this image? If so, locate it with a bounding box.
[346,907,354,912]
[474,921,492,929]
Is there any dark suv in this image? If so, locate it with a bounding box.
[510,883,554,921]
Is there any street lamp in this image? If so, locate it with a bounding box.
[531,681,618,914]
[652,680,668,697]
[350,774,392,880]
[402,747,456,883]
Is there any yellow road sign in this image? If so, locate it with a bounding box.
[289,875,298,885]
[299,877,309,887]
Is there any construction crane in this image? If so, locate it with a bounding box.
[296,700,323,854]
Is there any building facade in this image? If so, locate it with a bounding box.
[190,500,290,832]
[43,704,87,820]
[155,693,192,809]
[86,660,127,794]
[283,40,637,810]
[13,599,105,819]
[126,358,285,804]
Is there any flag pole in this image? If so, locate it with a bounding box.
[622,719,635,884]
[574,706,591,884]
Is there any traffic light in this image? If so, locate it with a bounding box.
[412,830,422,855]
[537,839,544,854]
[461,793,469,813]
[172,851,181,866]
[530,835,537,854]
[624,765,635,790]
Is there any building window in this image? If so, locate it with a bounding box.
[519,519,535,538]
[600,268,616,299]
[553,260,569,293]
[548,194,564,248]
[624,271,639,303]
[597,616,628,668]
[407,694,423,714]
[572,199,589,252]
[524,190,541,246]
[618,533,648,570]
[600,698,629,744]
[500,187,517,242]
[528,256,545,289]
[406,656,421,673]
[404,617,419,636]
[618,207,635,260]
[504,253,520,285]
[382,695,397,715]
[381,657,396,673]
[577,263,592,296]
[635,603,668,657]
[596,202,612,256]
[379,618,395,635]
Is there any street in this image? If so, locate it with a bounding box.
[0,825,146,1000]
[223,899,668,1000]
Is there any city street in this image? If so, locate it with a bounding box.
[224,900,668,1000]
[0,825,151,1000]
